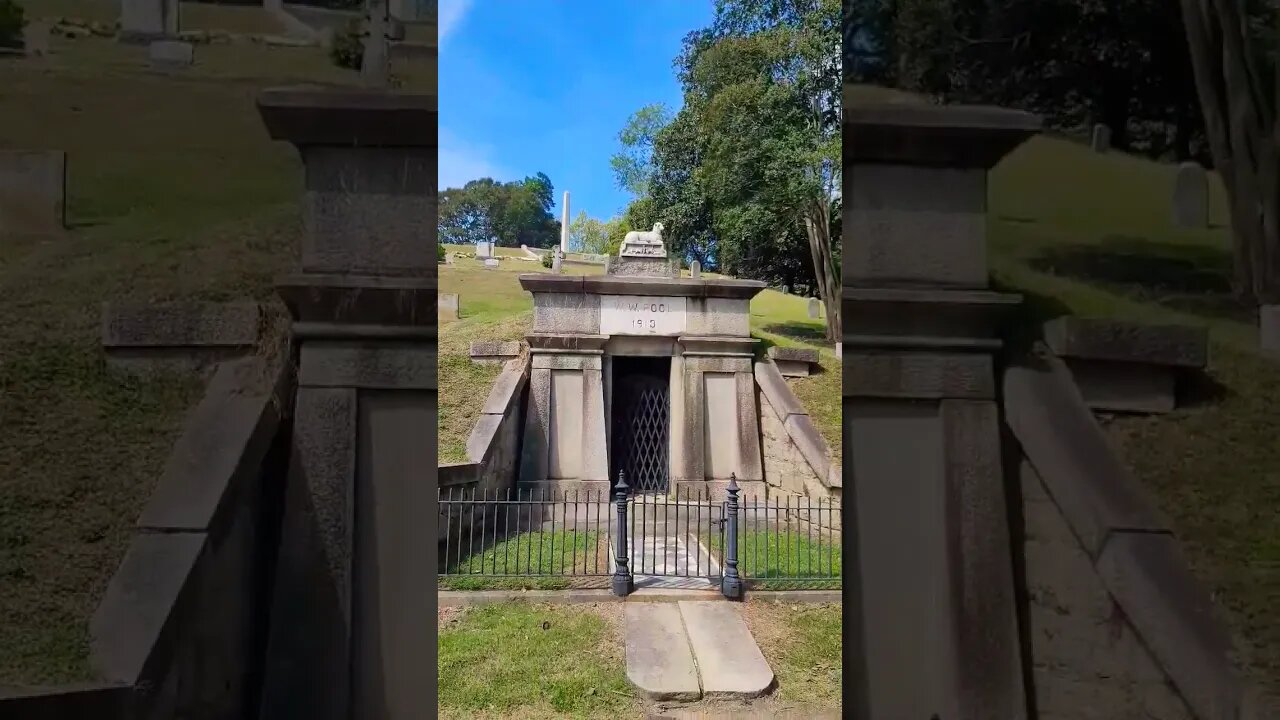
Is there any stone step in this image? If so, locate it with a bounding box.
[625,603,702,701]
[679,601,775,698]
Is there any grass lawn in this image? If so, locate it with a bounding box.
[439,530,610,591]
[437,246,842,464]
[0,34,433,684]
[438,602,636,720]
[437,600,841,719]
[705,529,842,589]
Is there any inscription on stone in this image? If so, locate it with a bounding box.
[600,295,687,336]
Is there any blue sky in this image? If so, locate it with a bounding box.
[438,0,715,222]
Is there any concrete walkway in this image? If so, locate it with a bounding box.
[625,601,775,701]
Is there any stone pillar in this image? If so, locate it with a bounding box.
[560,191,570,254]
[255,87,437,720]
[519,333,610,492]
[842,103,1040,720]
[672,336,763,498]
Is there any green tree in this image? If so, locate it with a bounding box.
[611,104,672,197]
[438,174,561,249]
[661,0,843,339]
[567,211,610,254]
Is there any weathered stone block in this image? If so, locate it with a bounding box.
[468,340,521,364]
[148,40,194,67]
[1062,360,1178,414]
[1043,317,1207,414]
[766,346,819,377]
[847,164,989,287]
[300,147,436,276]
[0,150,66,235]
[1043,316,1207,369]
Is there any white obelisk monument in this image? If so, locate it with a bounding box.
[560,191,570,253]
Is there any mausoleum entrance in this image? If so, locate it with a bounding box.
[517,222,770,499]
[608,355,671,494]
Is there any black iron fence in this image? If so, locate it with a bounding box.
[438,473,841,596]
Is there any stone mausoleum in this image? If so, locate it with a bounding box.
[517,229,771,498]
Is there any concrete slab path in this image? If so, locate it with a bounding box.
[679,601,775,698]
[625,603,702,701]
[625,599,776,702]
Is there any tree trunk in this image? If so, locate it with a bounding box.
[801,196,842,343]
[1180,0,1280,304]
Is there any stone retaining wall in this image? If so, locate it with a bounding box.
[438,356,529,547]
[0,357,293,718]
[1004,345,1258,719]
[755,360,841,516]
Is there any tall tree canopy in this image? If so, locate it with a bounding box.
[613,0,842,340]
[845,0,1208,161]
[438,172,560,248]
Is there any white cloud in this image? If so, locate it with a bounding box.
[438,128,510,190]
[438,0,473,47]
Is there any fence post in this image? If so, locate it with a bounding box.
[721,473,743,599]
[612,471,633,596]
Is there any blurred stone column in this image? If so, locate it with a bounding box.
[842,102,1040,720]
[255,87,437,720]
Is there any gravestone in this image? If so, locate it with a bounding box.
[484,258,499,269]
[475,240,493,258]
[1090,124,1111,153]
[807,297,821,319]
[25,21,51,57]
[0,150,66,235]
[551,249,562,274]
[438,293,459,320]
[690,260,701,279]
[120,0,180,43]
[1173,162,1208,229]
[148,40,194,67]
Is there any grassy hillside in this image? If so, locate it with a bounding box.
[0,31,434,684]
[437,246,842,465]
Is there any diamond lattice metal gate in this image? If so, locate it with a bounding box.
[610,358,669,494]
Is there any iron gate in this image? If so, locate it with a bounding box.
[610,360,669,494]
[624,488,725,586]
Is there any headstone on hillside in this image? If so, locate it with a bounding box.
[438,293,459,320]
[120,0,180,43]
[484,258,499,269]
[690,260,701,279]
[551,248,563,274]
[148,40,194,67]
[1090,124,1111,153]
[24,21,51,57]
[808,297,822,319]
[1173,161,1208,229]
[475,240,494,258]
[0,150,66,235]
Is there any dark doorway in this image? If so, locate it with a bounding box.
[610,356,671,494]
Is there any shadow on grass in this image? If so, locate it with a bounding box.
[1026,236,1254,323]
[760,322,829,344]
[1179,369,1232,408]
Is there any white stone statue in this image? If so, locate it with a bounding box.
[620,222,667,258]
